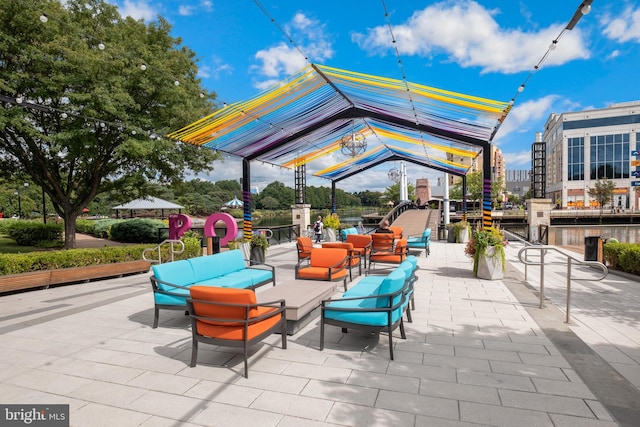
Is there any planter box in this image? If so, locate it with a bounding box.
[476,246,504,280]
[0,260,151,294]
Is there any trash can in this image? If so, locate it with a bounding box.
[584,236,603,262]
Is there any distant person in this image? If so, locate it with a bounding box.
[313,215,324,243]
[375,219,393,234]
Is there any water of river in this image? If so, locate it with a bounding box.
[551,225,640,245]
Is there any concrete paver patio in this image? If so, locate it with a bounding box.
[0,238,638,426]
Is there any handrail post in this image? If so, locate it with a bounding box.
[539,249,545,308]
[566,258,572,323]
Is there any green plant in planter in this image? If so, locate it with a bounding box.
[323,213,340,229]
[228,239,249,250]
[464,226,507,276]
[453,220,470,242]
[250,233,269,252]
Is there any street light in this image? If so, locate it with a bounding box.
[14,182,28,219]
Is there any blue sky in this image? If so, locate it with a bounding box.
[111,0,640,192]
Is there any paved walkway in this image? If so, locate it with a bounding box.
[0,238,638,426]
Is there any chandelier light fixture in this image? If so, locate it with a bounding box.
[340,132,366,157]
[388,167,401,183]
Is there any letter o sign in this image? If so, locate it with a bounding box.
[203,212,238,247]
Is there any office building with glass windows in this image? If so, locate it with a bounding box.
[542,101,640,210]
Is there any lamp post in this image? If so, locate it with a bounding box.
[14,182,29,219]
[13,190,20,219]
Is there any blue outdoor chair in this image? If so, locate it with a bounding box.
[407,228,431,256]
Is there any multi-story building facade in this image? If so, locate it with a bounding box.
[542,101,640,210]
[505,170,530,199]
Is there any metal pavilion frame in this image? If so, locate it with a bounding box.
[168,64,511,238]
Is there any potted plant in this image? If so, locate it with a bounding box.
[464,226,507,280]
[249,232,269,264]
[323,213,340,242]
[453,220,470,243]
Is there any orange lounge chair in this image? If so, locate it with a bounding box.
[187,286,286,378]
[296,236,313,261]
[369,237,408,273]
[345,234,372,269]
[295,247,349,291]
[389,225,403,239]
[322,241,362,280]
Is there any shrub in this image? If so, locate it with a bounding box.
[109,219,165,243]
[603,242,640,274]
[75,219,96,234]
[8,222,63,246]
[92,219,124,239]
[323,213,340,229]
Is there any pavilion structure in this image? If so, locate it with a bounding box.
[168,64,512,238]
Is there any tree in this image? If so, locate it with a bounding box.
[256,181,294,209]
[588,178,615,219]
[0,0,219,248]
[260,196,280,210]
[383,182,416,205]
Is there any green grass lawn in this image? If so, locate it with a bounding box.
[0,235,39,253]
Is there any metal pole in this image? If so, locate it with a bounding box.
[539,249,545,308]
[42,187,46,224]
[566,258,572,323]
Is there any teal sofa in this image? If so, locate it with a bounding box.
[320,259,416,360]
[149,249,275,328]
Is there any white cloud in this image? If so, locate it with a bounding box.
[178,5,194,16]
[252,12,334,88]
[352,0,590,74]
[602,6,640,43]
[493,95,558,142]
[117,0,157,21]
[200,1,214,13]
[606,49,621,60]
[503,150,534,168]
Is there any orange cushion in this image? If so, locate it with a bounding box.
[190,286,258,321]
[297,266,348,281]
[297,237,313,258]
[389,226,403,239]
[322,242,354,251]
[346,234,372,249]
[195,306,280,341]
[310,248,347,268]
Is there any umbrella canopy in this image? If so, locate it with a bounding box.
[224,196,243,208]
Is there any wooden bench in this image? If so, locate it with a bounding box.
[256,280,337,335]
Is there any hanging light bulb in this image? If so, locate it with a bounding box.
[61,112,68,119]
[39,14,48,23]
[140,64,147,71]
[517,84,525,93]
[549,40,557,50]
[174,80,180,86]
[581,4,591,15]
[131,130,136,135]
[199,93,205,98]
[99,122,106,128]
[15,96,23,104]
[97,42,105,50]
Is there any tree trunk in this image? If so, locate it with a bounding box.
[63,213,77,249]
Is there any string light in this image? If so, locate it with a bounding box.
[19,12,208,142]
[509,1,593,105]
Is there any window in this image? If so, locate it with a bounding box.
[589,133,629,179]
[567,137,584,181]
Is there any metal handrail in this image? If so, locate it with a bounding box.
[517,245,608,323]
[142,239,185,264]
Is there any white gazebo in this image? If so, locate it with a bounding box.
[112,196,183,218]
